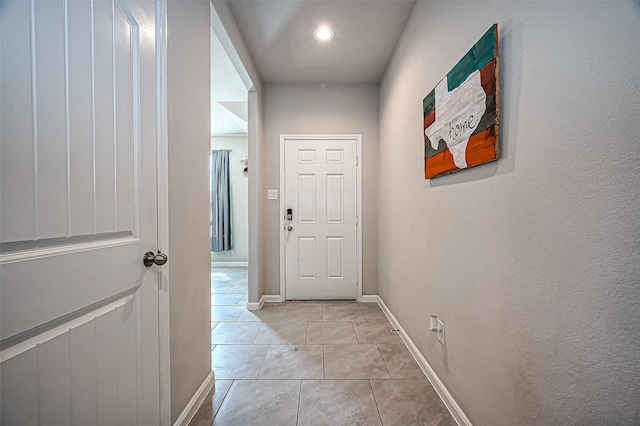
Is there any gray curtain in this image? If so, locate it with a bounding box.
[211,150,232,252]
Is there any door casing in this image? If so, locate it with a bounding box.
[279,134,363,301]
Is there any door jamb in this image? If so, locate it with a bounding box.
[279,134,363,301]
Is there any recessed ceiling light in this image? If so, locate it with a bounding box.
[314,26,334,42]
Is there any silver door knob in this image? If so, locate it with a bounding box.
[287,226,293,231]
[143,251,168,267]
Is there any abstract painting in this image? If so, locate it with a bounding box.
[424,24,499,179]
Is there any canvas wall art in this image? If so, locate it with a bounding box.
[424,24,499,179]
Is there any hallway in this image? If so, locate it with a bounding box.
[190,266,454,425]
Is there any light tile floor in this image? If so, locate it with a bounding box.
[190,265,455,426]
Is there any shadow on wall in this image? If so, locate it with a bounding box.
[429,21,524,188]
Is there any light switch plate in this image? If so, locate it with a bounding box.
[267,189,278,200]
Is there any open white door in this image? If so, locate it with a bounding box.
[0,0,162,424]
[280,135,362,300]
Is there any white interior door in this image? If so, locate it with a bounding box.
[0,0,161,424]
[282,135,361,300]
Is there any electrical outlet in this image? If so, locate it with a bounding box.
[437,319,445,344]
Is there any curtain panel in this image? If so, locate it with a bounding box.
[211,150,232,252]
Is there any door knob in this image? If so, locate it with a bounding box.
[287,226,293,231]
[143,251,168,267]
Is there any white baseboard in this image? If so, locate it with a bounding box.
[252,295,376,305]
[172,370,215,426]
[246,296,264,311]
[211,261,248,267]
[246,294,283,310]
[377,296,472,426]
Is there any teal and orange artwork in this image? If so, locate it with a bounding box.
[424,24,499,179]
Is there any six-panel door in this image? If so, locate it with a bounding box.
[284,137,358,300]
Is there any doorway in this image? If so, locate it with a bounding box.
[209,22,250,277]
[209,21,250,327]
[279,135,363,300]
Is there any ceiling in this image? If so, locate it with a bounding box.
[227,0,417,83]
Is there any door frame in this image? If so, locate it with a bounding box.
[279,134,363,301]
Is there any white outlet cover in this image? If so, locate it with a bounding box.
[267,189,278,200]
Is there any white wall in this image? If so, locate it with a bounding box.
[263,82,379,296]
[210,26,247,135]
[167,1,211,423]
[211,136,249,262]
[378,2,640,424]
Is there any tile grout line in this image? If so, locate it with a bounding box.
[351,321,360,344]
[368,379,385,426]
[376,344,393,379]
[212,379,234,423]
[294,379,303,426]
[359,304,367,321]
[255,344,270,380]
[251,321,265,345]
[278,305,285,321]
[322,344,326,380]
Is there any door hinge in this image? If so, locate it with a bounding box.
[356,156,359,166]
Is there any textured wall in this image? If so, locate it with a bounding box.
[211,136,249,263]
[378,2,640,424]
[262,83,380,296]
[167,2,212,423]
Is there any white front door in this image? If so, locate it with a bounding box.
[281,135,361,300]
[1,0,161,424]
